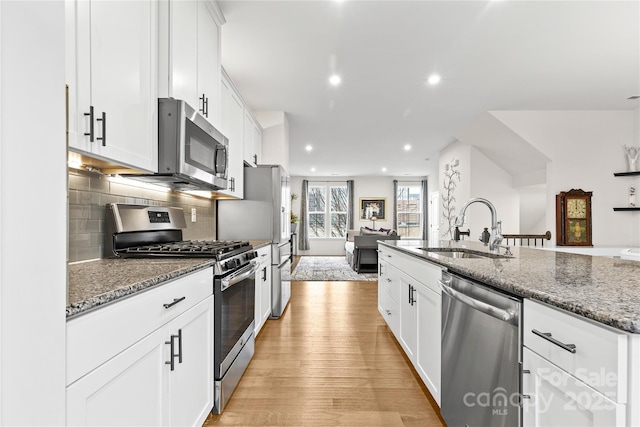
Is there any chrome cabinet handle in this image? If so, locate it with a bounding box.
[96,111,106,146]
[532,329,577,354]
[199,93,208,117]
[230,177,235,192]
[163,296,186,309]
[84,106,94,142]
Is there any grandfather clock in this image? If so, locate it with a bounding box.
[556,189,593,246]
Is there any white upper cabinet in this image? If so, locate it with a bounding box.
[218,71,245,198]
[162,0,223,129]
[67,0,158,172]
[244,111,262,166]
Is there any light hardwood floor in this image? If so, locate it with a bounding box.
[204,277,446,426]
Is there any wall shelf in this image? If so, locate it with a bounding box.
[613,207,640,211]
[613,171,640,177]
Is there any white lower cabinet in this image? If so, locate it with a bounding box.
[168,298,214,427]
[415,280,441,406]
[378,257,400,336]
[399,272,417,363]
[523,348,626,427]
[254,245,272,335]
[378,244,443,406]
[66,269,214,426]
[66,325,167,426]
[523,299,628,427]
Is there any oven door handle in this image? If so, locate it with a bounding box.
[221,260,260,291]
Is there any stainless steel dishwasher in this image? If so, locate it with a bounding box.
[440,271,522,427]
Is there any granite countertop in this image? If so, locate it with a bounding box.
[379,240,640,334]
[249,240,272,249]
[67,258,216,319]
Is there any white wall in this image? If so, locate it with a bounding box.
[0,1,66,423]
[470,146,520,235]
[493,110,640,247]
[519,186,547,234]
[255,111,289,170]
[439,142,471,240]
[291,175,429,255]
[438,142,521,242]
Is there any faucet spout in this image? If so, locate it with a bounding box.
[455,198,503,252]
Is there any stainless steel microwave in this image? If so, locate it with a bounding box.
[125,98,229,191]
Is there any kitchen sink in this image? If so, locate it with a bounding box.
[418,248,510,259]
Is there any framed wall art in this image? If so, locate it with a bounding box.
[360,198,386,220]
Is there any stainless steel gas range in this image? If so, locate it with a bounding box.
[105,203,258,414]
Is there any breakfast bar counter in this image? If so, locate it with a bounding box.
[379,239,640,333]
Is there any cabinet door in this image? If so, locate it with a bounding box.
[66,326,168,426]
[415,282,441,406]
[197,0,220,128]
[243,111,262,166]
[523,348,626,427]
[218,73,245,198]
[168,297,214,427]
[398,272,417,363]
[169,0,198,108]
[88,0,157,172]
[378,258,400,336]
[260,261,272,327]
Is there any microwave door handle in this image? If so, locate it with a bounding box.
[216,145,227,176]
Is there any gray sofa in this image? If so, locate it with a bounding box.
[345,228,400,273]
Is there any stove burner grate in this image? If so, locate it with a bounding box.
[121,240,252,258]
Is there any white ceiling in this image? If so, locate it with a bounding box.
[218,0,640,178]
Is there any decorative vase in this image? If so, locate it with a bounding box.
[624,145,639,172]
[291,223,298,234]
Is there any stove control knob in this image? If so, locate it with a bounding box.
[225,259,239,270]
[247,251,257,260]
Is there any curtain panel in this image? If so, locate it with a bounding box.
[421,179,429,241]
[347,180,354,230]
[393,180,398,230]
[299,180,310,251]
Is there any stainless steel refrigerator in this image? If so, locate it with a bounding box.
[217,165,291,318]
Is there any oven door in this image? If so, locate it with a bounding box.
[215,260,259,379]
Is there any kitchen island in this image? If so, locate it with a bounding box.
[379,239,640,333]
[379,239,640,427]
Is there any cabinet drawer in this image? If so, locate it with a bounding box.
[378,245,442,294]
[67,267,213,385]
[379,259,401,304]
[523,348,626,427]
[524,299,628,402]
[378,286,400,336]
[256,244,271,261]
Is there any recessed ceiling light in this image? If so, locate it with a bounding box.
[305,145,313,152]
[427,74,441,85]
[311,167,316,172]
[382,167,387,172]
[404,144,412,151]
[329,75,341,86]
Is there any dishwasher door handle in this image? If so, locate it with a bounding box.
[439,280,517,325]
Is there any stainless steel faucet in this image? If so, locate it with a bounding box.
[455,198,503,252]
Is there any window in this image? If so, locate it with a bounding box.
[308,184,347,238]
[396,183,423,238]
